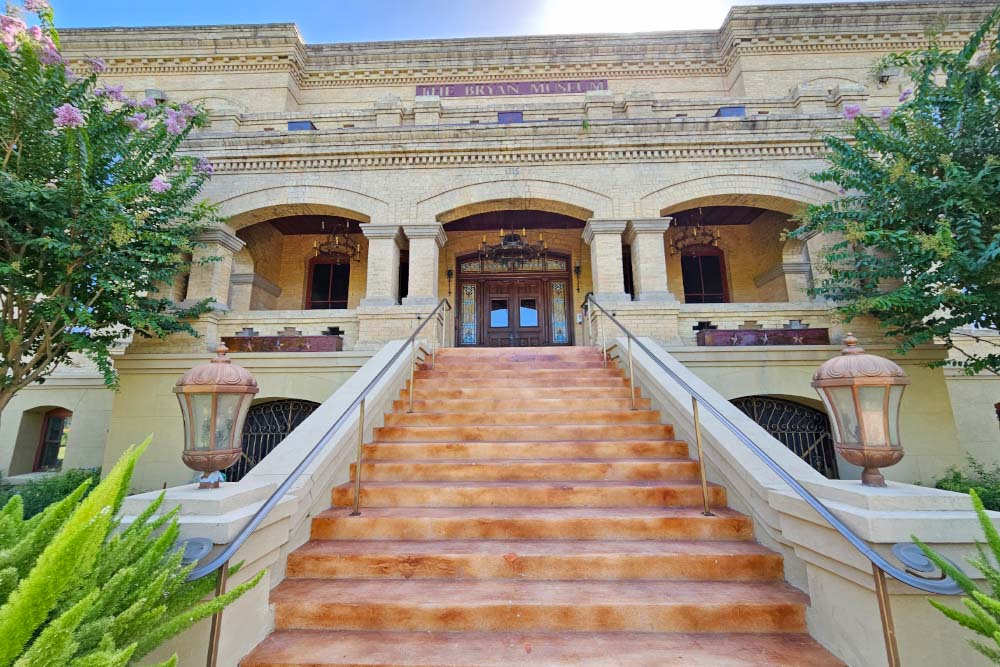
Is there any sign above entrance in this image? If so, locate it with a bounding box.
[416,79,608,98]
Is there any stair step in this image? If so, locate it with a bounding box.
[331,480,726,508]
[373,423,675,442]
[364,439,689,461]
[415,368,624,380]
[394,397,652,412]
[271,579,808,632]
[437,347,604,358]
[243,630,845,667]
[285,539,783,581]
[408,386,640,400]
[310,507,752,541]
[350,458,700,482]
[412,376,630,388]
[383,409,662,427]
[426,359,608,370]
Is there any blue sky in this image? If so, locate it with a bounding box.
[49,0,878,43]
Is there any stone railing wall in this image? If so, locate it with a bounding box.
[618,336,995,667]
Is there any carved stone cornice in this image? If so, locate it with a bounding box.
[229,272,282,297]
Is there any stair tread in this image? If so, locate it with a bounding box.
[243,630,845,667]
[360,457,694,465]
[316,506,744,520]
[337,480,721,488]
[272,578,808,605]
[290,539,775,557]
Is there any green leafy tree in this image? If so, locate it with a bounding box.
[793,6,1000,375]
[917,489,1000,663]
[0,0,219,419]
[0,435,263,667]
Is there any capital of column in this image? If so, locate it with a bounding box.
[624,217,673,244]
[582,219,628,244]
[194,227,244,254]
[361,224,404,246]
[403,223,447,247]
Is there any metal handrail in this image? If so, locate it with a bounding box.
[582,293,960,667]
[191,297,452,666]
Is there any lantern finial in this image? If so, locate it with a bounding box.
[841,333,863,354]
[213,343,230,362]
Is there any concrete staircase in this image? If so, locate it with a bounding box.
[243,346,843,666]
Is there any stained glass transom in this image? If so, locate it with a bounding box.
[460,258,567,274]
[461,283,477,345]
[550,281,569,344]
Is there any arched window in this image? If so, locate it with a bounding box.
[680,244,729,303]
[306,257,351,309]
[35,408,71,472]
[226,399,320,482]
[731,396,839,479]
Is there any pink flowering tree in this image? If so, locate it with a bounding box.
[793,7,1000,375]
[0,1,220,418]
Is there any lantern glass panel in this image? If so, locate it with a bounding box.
[818,390,842,443]
[828,386,861,444]
[189,394,214,450]
[213,393,242,449]
[887,384,905,445]
[858,385,889,447]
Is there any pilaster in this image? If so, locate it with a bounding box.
[185,228,245,311]
[402,223,448,306]
[360,225,403,307]
[625,218,678,303]
[582,219,629,303]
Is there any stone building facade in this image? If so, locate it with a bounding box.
[1,1,997,491]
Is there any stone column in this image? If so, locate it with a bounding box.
[582,219,629,303]
[361,225,403,306]
[403,223,447,306]
[625,218,677,303]
[185,228,244,310]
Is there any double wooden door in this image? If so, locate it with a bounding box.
[458,276,572,347]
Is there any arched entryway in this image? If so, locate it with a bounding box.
[732,395,839,479]
[226,399,320,482]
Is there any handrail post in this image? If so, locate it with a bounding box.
[627,336,636,410]
[691,397,714,517]
[205,560,230,667]
[350,397,366,516]
[599,311,607,367]
[873,563,901,667]
[408,339,416,413]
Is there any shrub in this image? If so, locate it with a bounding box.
[0,436,263,666]
[934,457,1000,511]
[917,489,1000,663]
[0,468,101,519]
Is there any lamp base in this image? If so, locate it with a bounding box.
[861,467,887,487]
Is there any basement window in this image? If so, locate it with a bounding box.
[287,120,318,131]
[342,123,355,128]
[714,106,746,118]
[498,111,524,124]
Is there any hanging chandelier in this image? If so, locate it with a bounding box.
[313,219,361,265]
[478,228,547,270]
[669,208,721,255]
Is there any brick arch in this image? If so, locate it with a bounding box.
[639,173,838,218]
[417,180,613,222]
[217,185,388,232]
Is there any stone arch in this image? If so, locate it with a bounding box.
[640,172,838,218]
[188,96,246,113]
[417,179,613,222]
[217,184,388,232]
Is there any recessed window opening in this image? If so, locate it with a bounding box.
[287,120,317,131]
[35,409,71,472]
[498,111,524,124]
[307,259,351,309]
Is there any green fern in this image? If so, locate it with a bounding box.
[917,489,1000,663]
[0,436,262,666]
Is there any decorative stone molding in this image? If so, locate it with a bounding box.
[194,227,245,254]
[230,272,282,297]
[374,95,403,127]
[402,223,447,247]
[753,261,812,288]
[584,90,614,120]
[360,224,404,244]
[413,95,442,125]
[624,91,654,119]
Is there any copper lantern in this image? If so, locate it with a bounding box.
[811,334,910,487]
[174,344,258,488]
